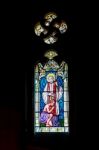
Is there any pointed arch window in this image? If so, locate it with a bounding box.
[33,50,69,133]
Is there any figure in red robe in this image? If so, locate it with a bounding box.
[42,73,63,116]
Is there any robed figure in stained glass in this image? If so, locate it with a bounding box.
[41,73,63,126]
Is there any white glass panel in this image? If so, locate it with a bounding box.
[64,102,69,111]
[64,91,69,101]
[35,113,39,118]
[35,92,39,102]
[35,118,39,124]
[50,127,58,132]
[35,127,41,132]
[64,117,68,126]
[35,102,39,112]
[64,78,68,91]
[57,127,64,132]
[66,91,69,101]
[64,127,69,132]
[64,112,69,126]
[41,127,50,132]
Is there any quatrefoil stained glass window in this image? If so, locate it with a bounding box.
[34,12,68,44]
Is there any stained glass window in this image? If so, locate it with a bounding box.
[34,12,68,44]
[33,50,69,133]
